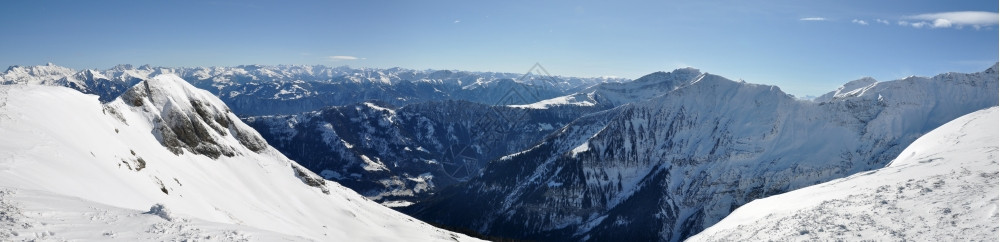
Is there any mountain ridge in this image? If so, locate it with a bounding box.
[407,64,999,241]
[1,63,629,115]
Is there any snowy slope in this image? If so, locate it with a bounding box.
[0,77,478,241]
[690,107,999,241]
[0,188,309,241]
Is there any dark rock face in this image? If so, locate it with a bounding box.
[119,75,270,159]
[292,163,330,194]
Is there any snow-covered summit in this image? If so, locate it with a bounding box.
[632,67,702,85]
[120,74,269,158]
[690,107,999,241]
[0,79,478,240]
[513,67,704,109]
[813,76,877,102]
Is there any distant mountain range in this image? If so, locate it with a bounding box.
[2,63,627,115]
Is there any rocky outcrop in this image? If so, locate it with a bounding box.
[120,74,268,159]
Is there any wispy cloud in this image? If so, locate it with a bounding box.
[904,11,999,29]
[851,19,868,25]
[875,19,890,25]
[799,17,826,21]
[453,20,461,24]
[327,56,364,61]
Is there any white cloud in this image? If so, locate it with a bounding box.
[453,20,461,23]
[932,19,953,28]
[327,56,363,61]
[905,11,999,29]
[799,17,826,21]
[852,19,868,25]
[875,19,890,25]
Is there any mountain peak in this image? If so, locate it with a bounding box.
[689,72,730,85]
[79,69,109,80]
[633,67,703,84]
[670,66,702,76]
[987,62,998,74]
[120,74,268,158]
[111,64,135,71]
[843,77,877,88]
[814,77,878,102]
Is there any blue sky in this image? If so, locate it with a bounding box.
[1,0,996,96]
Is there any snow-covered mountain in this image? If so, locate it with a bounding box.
[1,63,627,116]
[0,75,479,241]
[244,100,598,205]
[1,63,77,86]
[511,67,703,110]
[690,106,999,241]
[406,64,999,241]
[1,63,133,102]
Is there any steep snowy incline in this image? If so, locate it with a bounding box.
[0,76,478,241]
[690,107,999,241]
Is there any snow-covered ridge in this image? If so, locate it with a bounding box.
[0,63,77,86]
[813,77,878,102]
[508,94,597,109]
[409,64,998,241]
[690,107,999,241]
[0,79,478,241]
[512,67,704,109]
